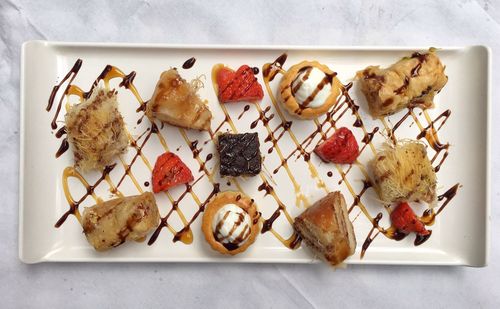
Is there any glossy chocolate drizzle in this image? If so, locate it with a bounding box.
[182,57,196,70]
[358,51,458,257]
[261,53,460,258]
[48,53,460,257]
[210,63,301,248]
[48,60,223,247]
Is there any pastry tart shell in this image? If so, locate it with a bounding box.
[279,61,342,119]
[201,191,261,255]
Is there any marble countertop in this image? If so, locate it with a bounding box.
[1,0,499,307]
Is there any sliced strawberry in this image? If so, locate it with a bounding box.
[152,152,194,193]
[390,202,430,236]
[314,127,359,164]
[217,65,264,103]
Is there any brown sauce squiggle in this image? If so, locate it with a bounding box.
[48,60,219,247]
[48,53,460,258]
[262,52,460,258]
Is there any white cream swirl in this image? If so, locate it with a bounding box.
[291,67,332,108]
[212,204,252,248]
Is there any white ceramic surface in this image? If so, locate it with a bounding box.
[19,42,490,266]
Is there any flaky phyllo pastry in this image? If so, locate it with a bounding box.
[146,68,212,131]
[293,192,356,266]
[357,51,448,118]
[65,87,128,172]
[82,192,160,251]
[371,140,437,205]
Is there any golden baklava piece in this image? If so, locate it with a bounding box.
[371,140,437,204]
[280,61,342,119]
[357,50,448,118]
[293,192,356,266]
[65,87,128,172]
[82,192,160,251]
[146,69,212,131]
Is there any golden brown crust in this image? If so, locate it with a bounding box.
[370,140,437,204]
[146,69,212,131]
[293,192,356,266]
[81,192,160,251]
[279,61,342,119]
[356,52,448,118]
[201,191,261,255]
[65,87,128,172]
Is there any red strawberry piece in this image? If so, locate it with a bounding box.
[314,127,359,164]
[390,202,430,236]
[152,152,194,193]
[217,65,264,103]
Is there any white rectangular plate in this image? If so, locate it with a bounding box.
[19,42,490,265]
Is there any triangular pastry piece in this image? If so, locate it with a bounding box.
[293,191,356,266]
[146,69,212,131]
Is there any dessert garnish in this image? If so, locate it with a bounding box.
[371,140,436,204]
[218,132,261,177]
[65,87,128,172]
[390,202,430,236]
[357,50,448,118]
[279,61,342,119]
[215,64,264,103]
[152,152,194,193]
[182,57,196,69]
[201,191,260,255]
[314,127,359,164]
[293,192,356,266]
[146,68,212,131]
[46,54,461,259]
[81,192,160,251]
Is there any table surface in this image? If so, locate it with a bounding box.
[1,0,499,308]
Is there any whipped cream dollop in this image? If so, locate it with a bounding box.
[291,67,333,108]
[212,204,252,248]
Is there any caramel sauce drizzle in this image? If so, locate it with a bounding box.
[261,53,459,258]
[55,164,115,227]
[48,53,460,258]
[49,60,218,246]
[207,64,301,248]
[361,53,458,257]
[261,55,381,245]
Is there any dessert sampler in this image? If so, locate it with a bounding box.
[46,48,459,266]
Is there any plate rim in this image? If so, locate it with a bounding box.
[18,41,492,266]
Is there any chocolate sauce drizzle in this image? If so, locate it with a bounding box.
[182,57,196,70]
[261,52,460,258]
[48,60,223,248]
[48,53,460,258]
[358,51,458,257]
[47,59,82,130]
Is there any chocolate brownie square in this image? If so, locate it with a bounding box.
[218,133,261,177]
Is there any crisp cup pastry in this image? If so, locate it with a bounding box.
[202,191,260,255]
[279,61,342,119]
